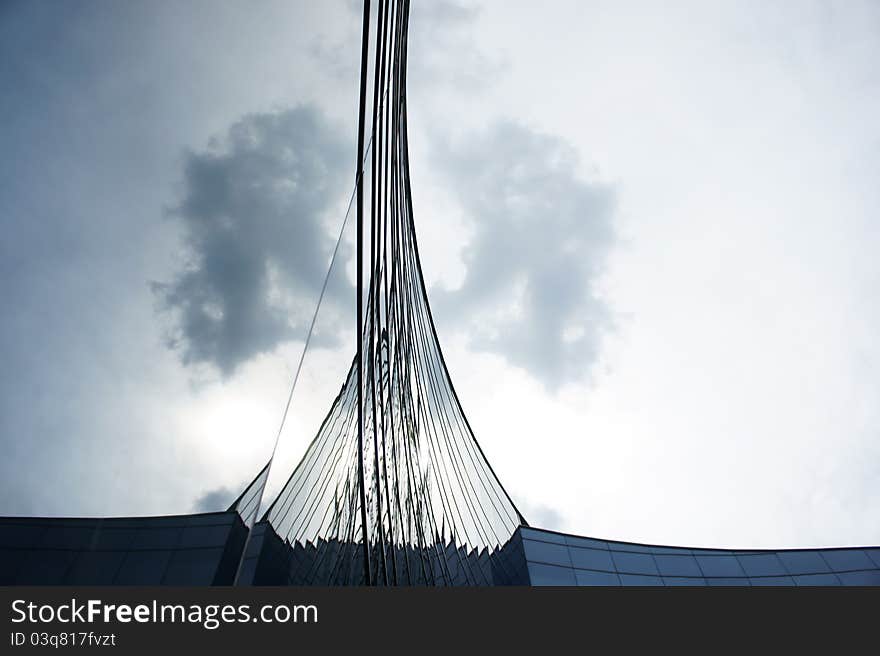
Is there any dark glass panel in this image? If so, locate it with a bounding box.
[564,535,608,550]
[66,551,126,584]
[15,550,77,584]
[695,555,745,577]
[108,517,188,529]
[185,512,237,527]
[0,523,47,548]
[178,525,231,549]
[131,528,183,550]
[821,549,874,572]
[793,573,841,586]
[619,574,664,586]
[39,526,96,549]
[654,554,702,577]
[0,549,28,584]
[836,570,880,586]
[162,548,224,585]
[527,562,577,586]
[520,527,567,545]
[568,547,614,571]
[113,550,172,584]
[608,541,653,554]
[777,551,831,575]
[574,569,620,586]
[521,539,571,566]
[92,528,137,551]
[611,551,659,575]
[662,577,707,586]
[736,553,787,577]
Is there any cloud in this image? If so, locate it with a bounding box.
[517,498,566,531]
[314,0,503,92]
[407,1,506,91]
[192,485,240,513]
[154,105,354,376]
[432,120,616,389]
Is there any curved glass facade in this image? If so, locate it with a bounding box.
[2,514,878,585]
[0,512,247,585]
[517,527,880,586]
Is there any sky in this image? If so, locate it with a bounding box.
[1,0,879,549]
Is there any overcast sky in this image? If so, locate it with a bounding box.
[2,0,879,549]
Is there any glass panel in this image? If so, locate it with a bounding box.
[129,517,190,528]
[92,529,137,551]
[654,555,702,577]
[619,574,664,586]
[793,573,841,586]
[574,569,620,586]
[162,548,224,585]
[66,552,126,584]
[0,524,48,549]
[520,528,567,545]
[0,549,27,585]
[564,535,608,550]
[695,555,745,577]
[821,549,873,572]
[611,550,659,574]
[113,550,173,584]
[864,549,880,568]
[777,551,830,575]
[15,551,77,584]
[521,539,571,566]
[527,562,576,586]
[836,570,880,586]
[179,525,231,549]
[568,547,614,571]
[38,526,96,550]
[608,541,653,554]
[133,528,185,550]
[185,512,237,527]
[663,577,707,586]
[737,554,787,577]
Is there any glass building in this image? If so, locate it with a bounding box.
[3,0,877,587]
[2,513,879,586]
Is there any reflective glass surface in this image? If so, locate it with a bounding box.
[777,551,831,575]
[568,547,614,571]
[619,574,664,586]
[654,554,702,577]
[748,576,795,586]
[2,517,879,586]
[0,512,244,585]
[574,569,620,586]
[518,527,880,587]
[527,562,577,586]
[793,573,841,586]
[662,577,707,586]
[694,555,745,578]
[821,549,874,572]
[611,551,659,575]
[835,570,880,585]
[522,538,572,567]
[736,553,787,577]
